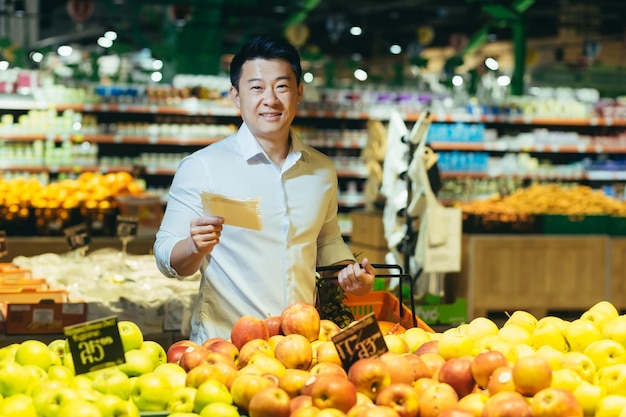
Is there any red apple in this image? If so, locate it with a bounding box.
[438,357,476,398]
[274,334,313,370]
[185,362,228,388]
[280,302,321,342]
[200,337,226,349]
[482,391,531,417]
[438,409,474,417]
[315,340,343,366]
[211,358,239,389]
[230,373,276,413]
[512,354,552,396]
[265,316,284,337]
[291,405,322,417]
[419,352,447,378]
[353,404,402,417]
[290,394,313,413]
[166,340,198,364]
[178,345,209,372]
[204,350,237,370]
[415,340,439,356]
[401,353,431,382]
[309,361,348,379]
[206,340,240,364]
[247,386,291,417]
[375,382,420,417]
[379,352,414,385]
[486,365,516,395]
[347,357,392,401]
[418,382,459,417]
[238,339,274,368]
[413,377,438,397]
[530,387,583,417]
[279,369,312,398]
[231,315,270,350]
[471,350,508,389]
[318,319,342,341]
[307,373,358,413]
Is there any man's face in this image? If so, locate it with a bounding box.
[230,58,303,144]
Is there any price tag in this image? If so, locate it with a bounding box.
[116,215,139,239]
[63,223,91,251]
[331,313,388,370]
[64,316,126,375]
[0,230,7,258]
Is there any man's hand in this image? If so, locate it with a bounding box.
[190,216,224,255]
[337,258,375,296]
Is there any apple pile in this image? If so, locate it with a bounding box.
[0,300,626,416]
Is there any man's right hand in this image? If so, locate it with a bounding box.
[190,216,224,255]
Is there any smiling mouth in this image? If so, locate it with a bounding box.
[261,112,282,117]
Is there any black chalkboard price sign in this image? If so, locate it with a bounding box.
[331,312,388,370]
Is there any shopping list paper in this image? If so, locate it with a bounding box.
[201,192,263,230]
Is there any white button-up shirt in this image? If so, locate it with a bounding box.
[154,122,354,343]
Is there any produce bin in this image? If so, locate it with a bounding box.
[543,214,610,235]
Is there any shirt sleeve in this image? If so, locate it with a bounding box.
[316,166,355,267]
[153,154,207,278]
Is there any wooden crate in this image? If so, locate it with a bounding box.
[610,238,626,311]
[467,235,609,319]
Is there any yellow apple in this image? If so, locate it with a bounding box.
[504,310,538,333]
[596,363,626,396]
[550,368,582,392]
[247,353,287,378]
[438,327,473,360]
[583,339,626,370]
[581,301,619,331]
[498,324,532,346]
[531,320,568,352]
[535,345,565,370]
[558,351,596,382]
[564,319,603,352]
[573,380,605,417]
[602,315,626,348]
[507,343,536,364]
[472,335,513,358]
[383,334,409,354]
[596,394,626,417]
[402,327,433,353]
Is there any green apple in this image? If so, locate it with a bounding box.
[602,315,626,348]
[0,360,30,396]
[153,362,188,390]
[91,367,133,399]
[118,349,154,377]
[0,343,19,362]
[29,379,67,400]
[596,363,626,396]
[573,380,605,417]
[61,349,75,374]
[94,393,140,417]
[0,393,37,417]
[130,372,173,411]
[437,327,474,360]
[23,363,50,395]
[584,339,626,370]
[140,341,167,368]
[558,351,596,382]
[47,339,67,362]
[47,364,74,383]
[564,319,603,352]
[199,402,240,417]
[57,399,101,417]
[118,321,144,353]
[194,379,233,413]
[504,310,538,333]
[15,340,53,371]
[168,386,198,413]
[33,386,81,417]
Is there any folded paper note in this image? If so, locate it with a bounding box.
[201,192,262,230]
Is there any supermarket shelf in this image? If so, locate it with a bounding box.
[431,141,626,154]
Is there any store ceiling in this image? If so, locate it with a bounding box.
[38,0,626,61]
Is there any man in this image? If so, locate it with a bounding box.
[154,33,375,344]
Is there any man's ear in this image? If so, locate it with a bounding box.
[229,86,240,108]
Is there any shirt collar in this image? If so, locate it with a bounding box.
[236,122,311,163]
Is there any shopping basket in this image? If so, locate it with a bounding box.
[315,263,434,332]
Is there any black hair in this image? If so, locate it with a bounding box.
[229,33,302,90]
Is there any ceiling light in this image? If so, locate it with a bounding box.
[485,57,499,71]
[389,44,402,55]
[57,45,73,57]
[0,61,9,71]
[152,59,163,70]
[29,51,43,63]
[497,75,511,86]
[303,72,314,83]
[97,37,113,48]
[354,68,368,81]
[349,26,362,36]
[104,31,118,41]
[452,75,463,86]
[151,72,163,82]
